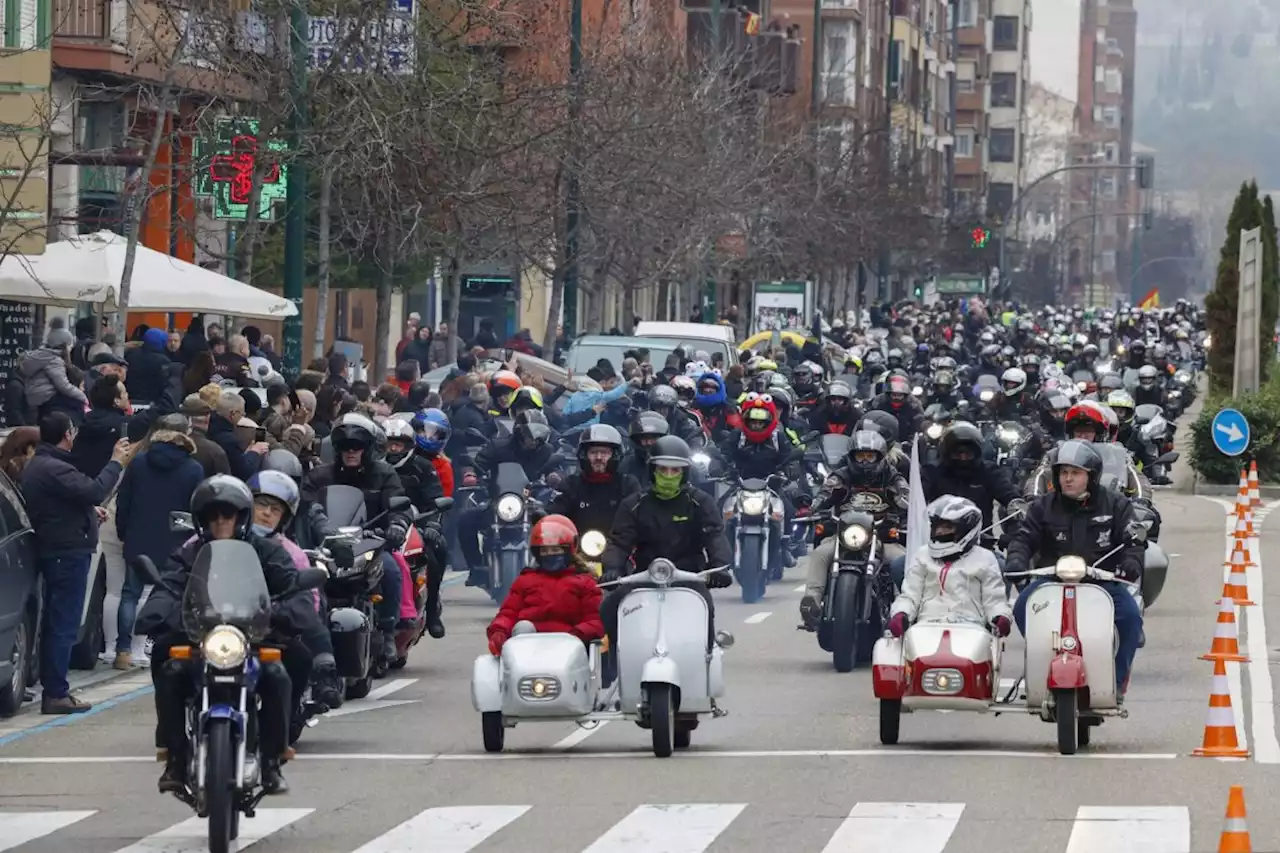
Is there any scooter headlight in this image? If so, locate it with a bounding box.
[926,423,943,440]
[518,676,561,700]
[581,529,606,557]
[740,492,768,516]
[202,625,248,670]
[648,558,676,584]
[495,493,524,522]
[841,524,871,550]
[922,668,964,695]
[1055,555,1088,583]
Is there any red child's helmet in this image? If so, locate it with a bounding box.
[530,514,579,552]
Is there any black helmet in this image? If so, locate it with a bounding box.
[647,434,691,491]
[648,384,679,415]
[629,410,669,444]
[1052,439,1102,497]
[331,413,379,472]
[858,410,900,445]
[190,475,254,540]
[848,430,888,480]
[939,422,984,470]
[577,423,623,475]
[513,409,551,447]
[261,448,303,480]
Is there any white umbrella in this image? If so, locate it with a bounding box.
[0,231,297,319]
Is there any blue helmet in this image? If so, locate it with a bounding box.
[412,408,451,454]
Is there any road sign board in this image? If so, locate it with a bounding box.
[1212,408,1251,457]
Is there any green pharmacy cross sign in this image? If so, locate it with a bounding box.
[193,118,289,221]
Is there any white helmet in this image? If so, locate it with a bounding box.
[1000,367,1027,397]
[926,495,983,561]
[383,416,416,468]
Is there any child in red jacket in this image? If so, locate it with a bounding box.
[487,515,604,655]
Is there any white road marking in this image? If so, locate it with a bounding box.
[0,672,151,737]
[794,584,807,593]
[744,611,772,624]
[821,802,964,853]
[1064,806,1190,853]
[349,805,529,853]
[552,721,610,749]
[1245,533,1280,763]
[323,678,419,719]
[580,804,745,853]
[112,808,312,853]
[0,811,96,851]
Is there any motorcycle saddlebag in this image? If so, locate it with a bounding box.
[329,606,371,677]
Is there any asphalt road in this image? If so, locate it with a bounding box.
[1,491,1278,853]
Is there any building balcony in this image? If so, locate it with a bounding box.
[957,89,983,111]
[957,25,985,47]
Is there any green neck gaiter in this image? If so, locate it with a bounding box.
[652,472,683,500]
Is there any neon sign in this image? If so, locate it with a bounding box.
[194,118,289,221]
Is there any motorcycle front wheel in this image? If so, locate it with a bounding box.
[831,572,863,673]
[737,533,766,604]
[204,718,237,853]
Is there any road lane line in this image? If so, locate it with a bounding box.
[1065,806,1190,853]
[350,805,530,853]
[580,804,745,853]
[1245,532,1280,763]
[0,811,96,852]
[552,721,610,749]
[112,808,313,853]
[820,802,963,853]
[744,611,771,624]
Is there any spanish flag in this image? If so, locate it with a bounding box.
[744,12,761,34]
[1139,287,1159,311]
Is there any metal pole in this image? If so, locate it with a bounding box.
[1086,171,1098,304]
[282,0,308,377]
[809,0,821,118]
[945,0,957,213]
[1129,215,1143,303]
[563,0,583,337]
[878,0,892,302]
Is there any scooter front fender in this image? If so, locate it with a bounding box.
[1047,652,1087,691]
[471,654,503,713]
[641,656,681,692]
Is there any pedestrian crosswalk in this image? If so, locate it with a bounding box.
[0,801,1202,852]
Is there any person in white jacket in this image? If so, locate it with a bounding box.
[887,495,1012,637]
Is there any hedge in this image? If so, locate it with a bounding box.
[1190,372,1280,483]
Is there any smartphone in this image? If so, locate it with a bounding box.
[254,427,267,443]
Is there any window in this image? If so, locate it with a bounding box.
[1096,27,1106,43]
[2,0,42,49]
[953,189,975,213]
[957,76,974,92]
[821,19,858,106]
[988,128,1015,162]
[990,73,1016,108]
[1101,105,1119,127]
[955,131,974,157]
[1100,216,1116,237]
[993,16,1018,50]
[1099,175,1118,199]
[1104,67,1122,94]
[1104,142,1118,163]
[957,0,976,27]
[988,182,1014,219]
[1097,250,1116,273]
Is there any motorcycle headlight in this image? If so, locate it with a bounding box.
[1204,336,1211,351]
[581,529,606,557]
[740,492,767,516]
[1169,390,1181,398]
[202,625,248,670]
[691,452,711,470]
[495,493,524,522]
[926,424,943,440]
[998,427,1020,447]
[1076,381,1088,391]
[1175,371,1190,383]
[840,524,870,550]
[979,390,994,402]
[912,386,924,396]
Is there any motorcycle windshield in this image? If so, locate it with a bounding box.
[324,484,368,528]
[493,462,530,496]
[1134,403,1163,424]
[1094,444,1130,493]
[819,434,852,467]
[180,540,272,644]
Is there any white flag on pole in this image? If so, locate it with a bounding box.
[905,435,929,562]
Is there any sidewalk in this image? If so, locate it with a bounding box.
[0,663,150,741]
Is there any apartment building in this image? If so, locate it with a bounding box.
[985,0,1030,223]
[887,0,953,213]
[0,1,51,256]
[1068,0,1138,307]
[950,0,987,217]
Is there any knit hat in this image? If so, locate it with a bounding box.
[45,317,74,349]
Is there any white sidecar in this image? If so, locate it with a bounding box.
[471,559,732,757]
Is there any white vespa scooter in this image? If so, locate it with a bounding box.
[470,560,734,757]
[873,535,1142,755]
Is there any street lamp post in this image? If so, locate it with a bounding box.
[563,0,583,337]
[282,0,309,377]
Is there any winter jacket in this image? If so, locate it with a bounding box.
[487,567,604,645]
[428,454,454,497]
[20,347,85,411]
[546,472,641,536]
[115,431,204,568]
[214,351,255,387]
[190,426,231,478]
[427,337,462,369]
[300,459,411,549]
[1005,486,1144,582]
[20,444,122,557]
[891,545,1011,626]
[602,486,733,577]
[124,330,173,403]
[70,406,127,478]
[560,378,631,433]
[207,413,263,480]
[400,338,432,372]
[718,428,794,482]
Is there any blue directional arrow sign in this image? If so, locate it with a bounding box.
[1212,408,1251,457]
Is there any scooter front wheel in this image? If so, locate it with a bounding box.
[879,699,901,745]
[1054,688,1078,755]
[648,684,675,758]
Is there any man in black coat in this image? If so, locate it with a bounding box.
[21,412,129,713]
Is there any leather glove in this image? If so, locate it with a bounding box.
[992,615,1012,637]
[488,632,506,656]
[386,521,409,550]
[707,569,732,589]
[887,612,909,638]
[599,569,623,585]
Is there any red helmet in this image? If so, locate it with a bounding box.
[529,514,578,551]
[740,393,779,443]
[1064,401,1108,442]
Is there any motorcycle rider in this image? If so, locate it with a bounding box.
[887,495,1012,638]
[600,435,733,660]
[869,372,925,443]
[858,410,911,478]
[692,371,742,444]
[138,476,314,795]
[382,416,449,639]
[619,410,670,482]
[719,394,796,569]
[546,424,640,542]
[925,369,965,413]
[647,383,705,448]
[1133,364,1164,407]
[1005,440,1144,699]
[806,380,859,435]
[300,413,412,664]
[800,430,909,629]
[996,367,1032,420]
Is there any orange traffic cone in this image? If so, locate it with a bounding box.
[1237,469,1250,505]
[1217,786,1252,852]
[1192,658,1250,758]
[1248,461,1262,508]
[1202,596,1249,662]
[1221,542,1257,606]
[1232,502,1256,540]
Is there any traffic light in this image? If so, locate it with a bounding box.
[970,226,990,249]
[1135,157,1153,190]
[913,284,923,298]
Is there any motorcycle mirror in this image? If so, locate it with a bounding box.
[1156,451,1180,465]
[1126,522,1148,543]
[715,630,735,648]
[466,427,487,441]
[389,496,411,512]
[434,496,455,512]
[295,568,328,591]
[168,511,195,533]
[132,556,162,586]
[800,430,820,443]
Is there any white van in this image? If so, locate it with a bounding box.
[632,322,738,365]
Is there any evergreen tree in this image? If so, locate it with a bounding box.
[1205,181,1264,392]
[1261,194,1279,381]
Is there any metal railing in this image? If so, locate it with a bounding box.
[53,0,108,39]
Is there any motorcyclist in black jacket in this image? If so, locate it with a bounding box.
[1005,440,1145,698]
[383,416,449,639]
[545,424,640,540]
[458,409,559,584]
[647,384,705,448]
[138,476,316,796]
[806,380,859,436]
[600,436,733,664]
[301,413,412,663]
[869,372,925,443]
[800,430,909,630]
[618,410,669,483]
